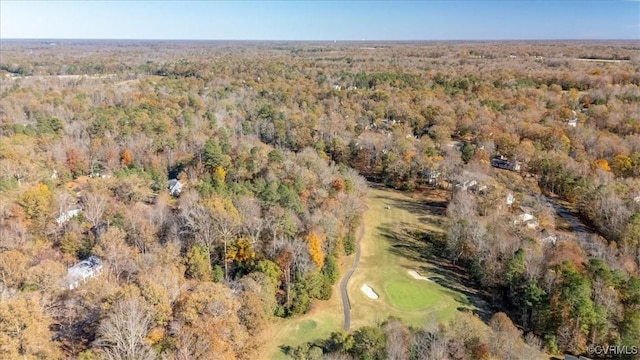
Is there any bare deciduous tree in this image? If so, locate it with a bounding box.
[413,328,449,360]
[96,296,154,360]
[82,190,108,228]
[383,318,411,360]
[235,195,264,246]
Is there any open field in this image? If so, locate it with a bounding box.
[259,185,489,358]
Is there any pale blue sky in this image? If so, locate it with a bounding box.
[1,1,638,40]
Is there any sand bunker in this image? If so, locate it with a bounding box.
[408,270,432,281]
[360,284,379,299]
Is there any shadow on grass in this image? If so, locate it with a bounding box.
[279,345,291,356]
[371,193,447,217]
[378,224,494,322]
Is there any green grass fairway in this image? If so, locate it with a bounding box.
[348,186,485,329]
[385,278,441,311]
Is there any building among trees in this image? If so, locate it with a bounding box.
[66,256,103,289]
[491,155,521,171]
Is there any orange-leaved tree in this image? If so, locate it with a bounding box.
[121,148,133,167]
[593,158,611,172]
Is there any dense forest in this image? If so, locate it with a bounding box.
[1,40,639,359]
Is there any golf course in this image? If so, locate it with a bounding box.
[259,185,487,359]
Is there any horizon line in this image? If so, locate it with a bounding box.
[1,38,638,42]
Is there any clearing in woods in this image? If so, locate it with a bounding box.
[258,185,488,359]
[347,186,489,329]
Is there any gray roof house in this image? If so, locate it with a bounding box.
[491,155,521,171]
[67,256,102,289]
[168,179,183,197]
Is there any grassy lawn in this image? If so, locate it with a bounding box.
[264,314,341,360]
[258,185,485,359]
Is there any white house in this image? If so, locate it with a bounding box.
[456,180,478,192]
[56,209,82,225]
[506,193,515,206]
[514,207,539,229]
[67,256,102,290]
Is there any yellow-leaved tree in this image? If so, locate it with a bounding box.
[18,183,53,233]
[0,296,62,359]
[612,153,632,177]
[307,231,325,270]
[213,166,226,187]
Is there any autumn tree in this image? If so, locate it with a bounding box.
[238,273,273,336]
[120,148,133,168]
[66,147,88,177]
[210,196,241,281]
[489,312,523,359]
[0,249,29,289]
[81,189,108,228]
[383,318,411,360]
[94,227,137,282]
[173,282,248,358]
[0,296,62,359]
[307,231,325,270]
[185,244,212,281]
[235,195,264,246]
[95,295,155,360]
[18,183,53,233]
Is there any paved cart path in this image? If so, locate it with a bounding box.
[340,219,366,331]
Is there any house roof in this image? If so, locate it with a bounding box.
[56,208,82,225]
[67,256,102,288]
[168,179,183,196]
